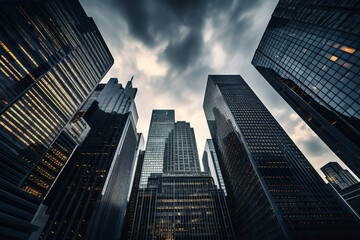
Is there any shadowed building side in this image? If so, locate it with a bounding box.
[0,0,113,238]
[203,75,360,239]
[252,0,360,177]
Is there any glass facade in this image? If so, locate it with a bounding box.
[0,0,113,198]
[0,1,113,238]
[131,174,235,240]
[41,79,139,239]
[120,150,146,240]
[203,75,360,239]
[252,0,360,177]
[321,162,358,191]
[139,110,175,188]
[96,77,138,123]
[163,121,200,174]
[339,182,360,216]
[41,106,138,240]
[202,139,227,195]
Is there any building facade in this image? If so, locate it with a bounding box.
[203,75,359,239]
[0,0,113,239]
[202,139,227,195]
[252,0,360,177]
[120,150,146,240]
[41,79,140,240]
[131,174,235,240]
[340,183,360,216]
[96,77,138,121]
[139,110,175,188]
[321,162,358,191]
[131,111,234,239]
[163,121,201,174]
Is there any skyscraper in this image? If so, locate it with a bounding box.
[163,121,200,174]
[0,0,113,238]
[120,150,146,240]
[131,174,235,240]
[321,162,358,191]
[321,162,360,217]
[202,139,227,195]
[131,114,235,239]
[41,79,140,240]
[139,110,175,188]
[252,0,360,177]
[96,77,138,121]
[203,75,359,239]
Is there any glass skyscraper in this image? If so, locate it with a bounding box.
[41,79,141,240]
[131,115,234,239]
[163,121,200,174]
[121,150,146,240]
[129,110,235,240]
[202,139,227,195]
[203,75,359,239]
[96,77,138,122]
[0,1,113,239]
[139,110,175,188]
[252,0,360,177]
[321,162,360,217]
[321,162,358,191]
[131,174,235,240]
[0,0,113,197]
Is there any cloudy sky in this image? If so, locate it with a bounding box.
[80,0,354,179]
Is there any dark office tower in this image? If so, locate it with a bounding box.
[0,0,113,238]
[252,0,360,178]
[163,121,201,174]
[203,75,360,239]
[202,139,227,195]
[140,110,175,188]
[41,79,140,240]
[131,173,235,240]
[120,150,145,240]
[321,162,358,191]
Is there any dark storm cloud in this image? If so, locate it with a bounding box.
[103,0,261,71]
[301,138,325,156]
[163,31,203,70]
[110,0,154,45]
[81,0,342,174]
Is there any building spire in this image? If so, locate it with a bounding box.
[126,75,134,88]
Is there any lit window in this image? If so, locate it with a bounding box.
[329,56,338,62]
[333,43,340,48]
[340,46,356,54]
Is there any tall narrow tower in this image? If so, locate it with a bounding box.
[139,110,175,188]
[203,75,359,239]
[41,79,140,240]
[163,121,200,174]
[131,112,235,240]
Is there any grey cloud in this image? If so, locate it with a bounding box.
[87,0,263,71]
[112,0,154,46]
[163,31,203,70]
[300,138,325,156]
[80,0,340,178]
